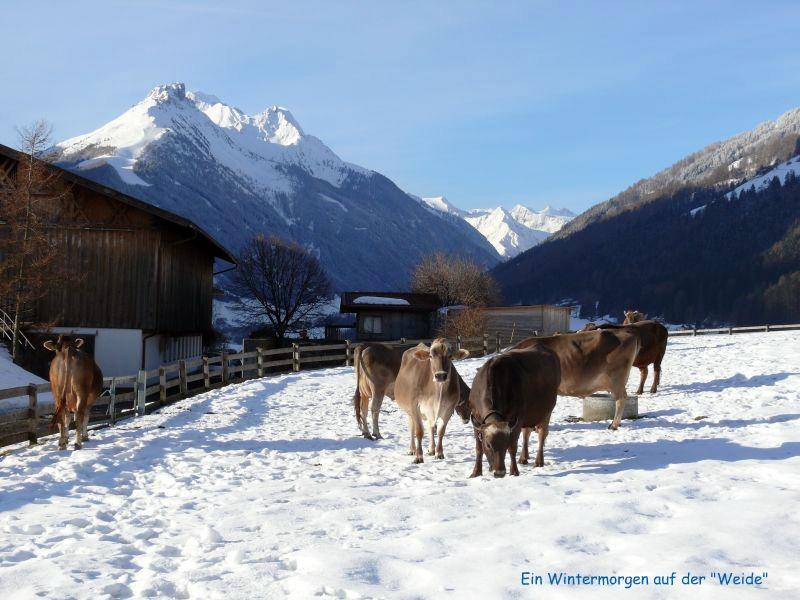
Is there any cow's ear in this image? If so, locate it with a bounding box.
[74,338,84,348]
[43,341,56,351]
[454,349,470,360]
[412,348,430,361]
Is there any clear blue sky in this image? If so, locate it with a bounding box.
[2,1,799,213]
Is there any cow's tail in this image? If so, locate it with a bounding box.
[352,345,364,429]
[50,355,70,431]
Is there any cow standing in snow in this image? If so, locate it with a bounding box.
[394,339,469,463]
[44,335,103,450]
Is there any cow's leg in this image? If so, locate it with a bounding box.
[609,386,628,430]
[413,413,424,464]
[406,414,416,455]
[370,391,385,440]
[74,397,87,450]
[58,407,69,451]
[635,366,647,395]
[508,429,521,476]
[427,411,437,456]
[435,417,448,460]
[81,406,91,441]
[360,386,374,440]
[469,427,483,478]
[650,363,662,394]
[519,427,531,464]
[534,414,551,467]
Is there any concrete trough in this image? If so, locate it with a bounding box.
[582,394,639,422]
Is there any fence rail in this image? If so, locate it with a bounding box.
[2,324,798,450]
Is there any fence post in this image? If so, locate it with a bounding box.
[765,324,770,332]
[345,341,352,367]
[221,352,229,383]
[692,328,697,336]
[159,366,167,403]
[109,378,117,425]
[257,348,265,377]
[136,369,147,416]
[728,327,733,335]
[179,360,188,398]
[202,356,210,389]
[495,332,501,353]
[456,335,462,351]
[27,384,38,446]
[292,343,300,372]
[483,332,489,356]
[400,337,406,344]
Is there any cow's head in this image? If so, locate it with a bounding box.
[412,338,469,383]
[623,310,645,324]
[473,413,517,478]
[581,322,598,332]
[43,335,84,353]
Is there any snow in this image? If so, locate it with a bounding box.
[0,346,49,413]
[689,204,707,217]
[352,296,410,306]
[419,196,466,217]
[726,155,800,199]
[1,332,799,597]
[464,206,549,257]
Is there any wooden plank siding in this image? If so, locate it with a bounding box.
[481,305,571,344]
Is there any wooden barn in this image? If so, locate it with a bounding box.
[339,292,440,341]
[0,143,235,376]
[442,304,572,344]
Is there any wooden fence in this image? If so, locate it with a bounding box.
[2,325,798,451]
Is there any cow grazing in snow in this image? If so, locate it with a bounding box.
[512,328,639,431]
[44,335,103,450]
[394,339,469,463]
[467,346,560,478]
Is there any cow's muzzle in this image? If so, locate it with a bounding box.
[433,371,447,383]
[493,469,506,478]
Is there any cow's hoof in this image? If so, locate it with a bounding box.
[436,452,444,460]
[469,470,482,478]
[518,458,528,465]
[73,443,82,450]
[58,444,67,451]
[362,432,374,440]
[510,469,520,476]
[427,450,435,456]
[534,461,544,468]
[607,423,619,431]
[413,456,423,464]
[373,433,383,440]
[407,450,415,455]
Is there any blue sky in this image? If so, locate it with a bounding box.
[2,1,799,213]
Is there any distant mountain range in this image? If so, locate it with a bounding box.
[494,107,800,326]
[418,196,574,257]
[51,83,499,290]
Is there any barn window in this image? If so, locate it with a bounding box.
[363,316,383,334]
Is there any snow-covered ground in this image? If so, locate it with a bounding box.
[1,332,799,598]
[0,347,49,413]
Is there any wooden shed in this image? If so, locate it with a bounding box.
[339,292,440,341]
[442,304,572,345]
[0,143,235,376]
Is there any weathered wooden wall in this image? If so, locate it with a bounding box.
[482,305,571,344]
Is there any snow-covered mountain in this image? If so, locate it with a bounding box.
[52,83,499,289]
[420,197,574,257]
[556,106,800,239]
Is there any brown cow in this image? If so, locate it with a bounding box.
[44,335,103,450]
[513,328,640,432]
[353,342,472,440]
[467,346,560,478]
[394,339,469,463]
[580,320,668,394]
[353,343,404,440]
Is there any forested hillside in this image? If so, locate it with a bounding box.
[494,172,800,326]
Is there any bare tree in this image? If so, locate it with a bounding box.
[411,252,498,308]
[0,121,68,359]
[230,235,332,345]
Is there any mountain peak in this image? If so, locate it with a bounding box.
[146,82,187,104]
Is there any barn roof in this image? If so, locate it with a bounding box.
[340,291,440,313]
[0,143,235,264]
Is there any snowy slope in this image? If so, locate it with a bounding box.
[727,155,800,198]
[0,347,49,413]
[52,84,499,289]
[2,332,798,598]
